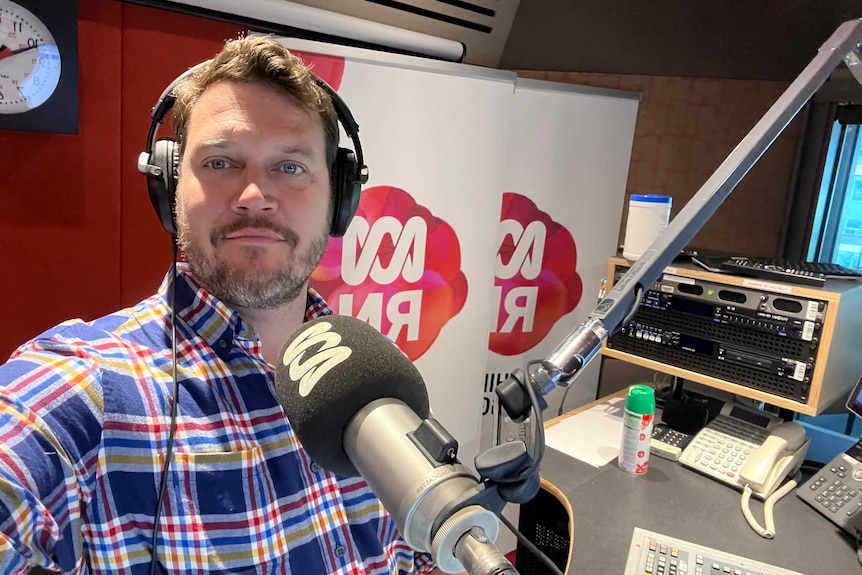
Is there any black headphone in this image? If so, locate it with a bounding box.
[137,61,369,238]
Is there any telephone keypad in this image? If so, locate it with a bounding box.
[804,469,861,514]
[650,424,693,461]
[679,415,770,487]
[796,440,862,534]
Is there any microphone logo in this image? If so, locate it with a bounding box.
[280,321,353,396]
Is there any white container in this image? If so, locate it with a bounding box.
[622,195,672,261]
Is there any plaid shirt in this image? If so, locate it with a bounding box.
[0,264,435,575]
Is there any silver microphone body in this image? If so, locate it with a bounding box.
[344,398,507,574]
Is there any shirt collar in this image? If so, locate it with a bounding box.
[157,263,333,361]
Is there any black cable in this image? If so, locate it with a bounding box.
[557,384,573,417]
[149,240,180,575]
[495,509,565,575]
[524,360,546,476]
[800,459,826,471]
[621,284,644,328]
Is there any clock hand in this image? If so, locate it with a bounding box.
[0,43,40,62]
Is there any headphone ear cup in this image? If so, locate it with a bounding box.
[329,147,362,237]
[147,138,180,236]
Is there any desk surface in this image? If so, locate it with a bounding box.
[541,397,861,575]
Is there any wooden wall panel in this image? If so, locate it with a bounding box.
[517,70,802,259]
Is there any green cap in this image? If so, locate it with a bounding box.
[625,384,655,415]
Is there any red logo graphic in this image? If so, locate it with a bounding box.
[490,193,582,355]
[296,55,466,360]
[311,186,467,360]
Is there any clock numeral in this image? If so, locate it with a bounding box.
[12,21,23,33]
[0,92,4,102]
[27,37,38,48]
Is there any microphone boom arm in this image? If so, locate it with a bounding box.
[501,18,862,419]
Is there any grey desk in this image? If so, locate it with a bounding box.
[540,399,861,575]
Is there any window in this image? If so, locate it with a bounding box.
[808,105,862,268]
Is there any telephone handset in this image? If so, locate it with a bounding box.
[739,421,808,498]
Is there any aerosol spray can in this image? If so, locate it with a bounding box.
[618,385,656,475]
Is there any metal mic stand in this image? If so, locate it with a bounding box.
[454,19,862,575]
[497,18,862,422]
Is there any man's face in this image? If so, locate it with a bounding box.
[175,80,331,309]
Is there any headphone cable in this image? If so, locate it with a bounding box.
[150,239,180,575]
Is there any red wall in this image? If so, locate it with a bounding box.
[0,0,242,359]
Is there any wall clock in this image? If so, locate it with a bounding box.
[0,0,78,133]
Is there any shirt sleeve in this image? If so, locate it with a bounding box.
[0,335,104,574]
[414,550,436,574]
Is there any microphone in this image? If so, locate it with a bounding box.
[275,315,518,574]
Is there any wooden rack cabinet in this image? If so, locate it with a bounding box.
[601,257,862,415]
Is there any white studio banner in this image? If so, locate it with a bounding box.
[482,78,639,558]
[482,79,640,451]
[278,38,516,463]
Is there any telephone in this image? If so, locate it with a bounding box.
[679,402,809,538]
[796,438,862,536]
[679,402,810,499]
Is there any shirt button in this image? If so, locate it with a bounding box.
[334,545,346,558]
[217,339,228,348]
[310,462,321,473]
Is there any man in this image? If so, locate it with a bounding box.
[0,35,458,575]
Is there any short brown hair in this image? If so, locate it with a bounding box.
[171,35,339,168]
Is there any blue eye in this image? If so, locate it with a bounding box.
[207,159,229,170]
[280,163,305,175]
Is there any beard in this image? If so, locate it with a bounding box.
[176,209,329,310]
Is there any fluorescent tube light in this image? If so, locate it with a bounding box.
[168,0,466,61]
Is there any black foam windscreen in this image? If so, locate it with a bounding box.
[275,315,430,477]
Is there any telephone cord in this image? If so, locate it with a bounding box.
[740,476,798,539]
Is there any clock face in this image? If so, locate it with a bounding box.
[0,0,62,113]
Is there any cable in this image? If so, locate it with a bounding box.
[495,508,565,575]
[557,385,572,417]
[621,284,644,327]
[150,240,181,575]
[513,360,546,484]
[740,475,799,539]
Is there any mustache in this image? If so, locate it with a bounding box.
[212,217,300,248]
